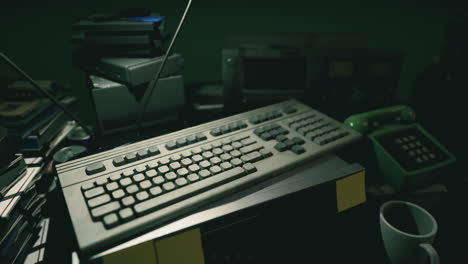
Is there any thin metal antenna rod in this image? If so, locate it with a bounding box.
[0,52,95,140]
[138,0,193,135]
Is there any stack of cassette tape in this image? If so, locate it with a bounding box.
[72,10,185,136]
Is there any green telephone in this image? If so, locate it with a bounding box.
[344,105,456,191]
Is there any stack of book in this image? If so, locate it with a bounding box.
[0,80,75,157]
[0,155,45,263]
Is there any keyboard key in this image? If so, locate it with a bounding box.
[134,167,244,216]
[170,154,182,162]
[220,153,232,161]
[177,168,189,177]
[275,142,288,152]
[166,141,177,150]
[192,154,203,163]
[242,163,257,174]
[122,169,134,177]
[163,182,176,191]
[147,160,158,169]
[158,166,170,174]
[284,139,295,148]
[181,150,192,158]
[231,142,242,149]
[260,149,273,158]
[220,125,230,134]
[148,145,160,155]
[92,201,121,219]
[209,166,222,175]
[231,158,242,167]
[229,122,238,131]
[135,165,146,173]
[187,174,200,182]
[292,137,305,145]
[230,150,242,158]
[84,187,105,199]
[209,157,222,165]
[113,156,126,167]
[199,160,211,169]
[81,182,94,191]
[110,173,122,181]
[188,164,200,173]
[196,133,207,141]
[212,148,223,155]
[276,135,287,142]
[165,172,177,180]
[152,176,165,185]
[198,169,211,178]
[221,138,232,145]
[181,158,192,166]
[241,138,256,146]
[175,178,188,187]
[137,149,149,159]
[136,191,150,201]
[192,147,202,154]
[237,121,248,128]
[145,169,157,178]
[176,138,187,147]
[159,157,170,165]
[291,145,305,154]
[133,173,145,182]
[125,153,137,163]
[202,144,212,151]
[220,162,233,171]
[119,208,134,221]
[202,151,214,159]
[106,182,119,192]
[231,134,249,142]
[139,180,152,190]
[186,135,197,144]
[112,190,125,200]
[150,186,163,196]
[122,196,136,207]
[253,127,264,136]
[222,145,234,152]
[103,213,119,228]
[240,152,262,163]
[120,178,132,187]
[211,141,221,148]
[86,162,106,175]
[169,162,181,170]
[260,132,273,141]
[210,128,221,136]
[126,185,139,194]
[88,194,111,208]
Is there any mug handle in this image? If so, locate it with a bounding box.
[419,243,440,264]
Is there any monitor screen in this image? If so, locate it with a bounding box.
[242,57,307,91]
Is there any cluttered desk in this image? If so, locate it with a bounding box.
[1,3,467,264]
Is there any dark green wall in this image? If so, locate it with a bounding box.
[2,1,454,103]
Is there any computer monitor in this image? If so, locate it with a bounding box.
[222,33,314,111]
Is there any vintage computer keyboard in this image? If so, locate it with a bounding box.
[57,99,361,255]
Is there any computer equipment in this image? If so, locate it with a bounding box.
[57,99,362,255]
[89,74,185,135]
[222,33,315,110]
[84,54,184,87]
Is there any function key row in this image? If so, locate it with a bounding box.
[112,145,161,168]
[282,105,298,114]
[165,133,207,151]
[248,110,282,125]
[210,121,248,137]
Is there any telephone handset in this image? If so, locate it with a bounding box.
[344,105,456,191]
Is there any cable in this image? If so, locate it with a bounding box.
[137,0,193,136]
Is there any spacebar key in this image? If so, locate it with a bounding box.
[134,167,245,216]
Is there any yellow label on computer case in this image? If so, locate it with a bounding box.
[103,228,205,264]
[336,171,366,212]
